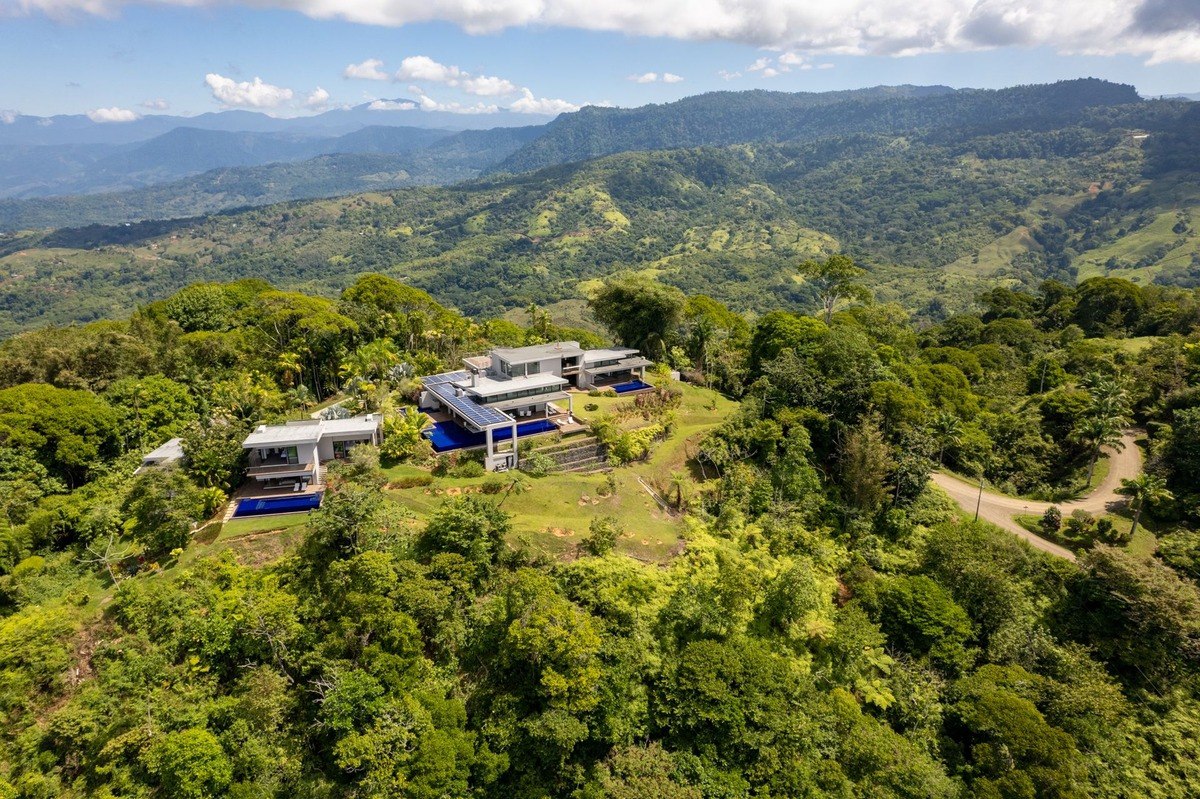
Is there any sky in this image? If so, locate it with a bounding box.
[1,0,1198,121]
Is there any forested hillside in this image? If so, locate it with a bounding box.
[495,78,1140,172]
[3,89,1198,337]
[1,272,1199,797]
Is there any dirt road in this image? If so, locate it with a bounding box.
[929,431,1142,562]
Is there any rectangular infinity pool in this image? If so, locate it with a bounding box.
[425,419,558,453]
[233,493,323,517]
[612,379,653,394]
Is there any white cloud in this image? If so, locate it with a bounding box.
[394,55,517,95]
[395,55,464,84]
[205,73,294,109]
[0,110,18,124]
[415,93,500,114]
[628,71,684,83]
[367,99,417,110]
[778,51,805,66]
[718,69,743,80]
[20,0,1190,62]
[141,98,169,110]
[86,106,140,123]
[461,74,518,96]
[305,86,331,109]
[509,88,580,115]
[818,62,835,69]
[344,58,389,80]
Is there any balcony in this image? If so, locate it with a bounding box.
[246,457,316,480]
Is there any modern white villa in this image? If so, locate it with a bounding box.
[241,414,382,489]
[419,341,652,470]
[135,437,185,474]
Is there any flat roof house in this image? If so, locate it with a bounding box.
[419,341,652,470]
[242,414,381,489]
[135,437,185,474]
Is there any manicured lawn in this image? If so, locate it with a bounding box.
[221,513,313,538]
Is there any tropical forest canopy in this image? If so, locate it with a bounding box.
[0,270,1199,797]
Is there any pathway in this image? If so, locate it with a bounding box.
[929,430,1142,562]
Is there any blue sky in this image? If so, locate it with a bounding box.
[2,1,1198,120]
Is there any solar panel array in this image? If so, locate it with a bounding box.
[426,381,511,429]
[423,370,471,386]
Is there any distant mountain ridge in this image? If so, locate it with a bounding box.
[0,98,547,147]
[0,80,1163,231]
[495,79,1140,173]
[0,125,456,199]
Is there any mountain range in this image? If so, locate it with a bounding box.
[0,80,1167,232]
[2,79,1197,339]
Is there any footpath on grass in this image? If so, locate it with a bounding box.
[929,430,1143,562]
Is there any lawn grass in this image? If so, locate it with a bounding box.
[221,513,313,539]
[1015,507,1159,557]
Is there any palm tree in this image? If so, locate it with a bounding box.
[276,351,303,389]
[1083,373,1131,421]
[1116,473,1174,538]
[1072,415,1125,487]
[930,411,963,466]
[286,384,314,415]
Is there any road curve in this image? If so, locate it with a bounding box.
[929,430,1143,563]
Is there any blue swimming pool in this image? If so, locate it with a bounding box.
[425,419,558,453]
[233,493,323,517]
[612,379,653,394]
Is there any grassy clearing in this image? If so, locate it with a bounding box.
[1015,507,1159,557]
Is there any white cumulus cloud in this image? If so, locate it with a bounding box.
[395,55,464,84]
[140,98,170,110]
[87,106,140,122]
[509,88,580,115]
[367,99,417,110]
[628,71,684,83]
[305,86,331,109]
[344,58,389,80]
[394,55,517,95]
[414,93,500,114]
[461,74,518,95]
[16,0,1197,63]
[0,110,18,124]
[205,73,294,109]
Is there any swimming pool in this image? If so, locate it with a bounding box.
[233,493,323,517]
[612,379,653,394]
[424,419,558,452]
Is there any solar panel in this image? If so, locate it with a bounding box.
[427,382,511,429]
[423,370,471,386]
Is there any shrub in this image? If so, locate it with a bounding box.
[432,454,456,477]
[452,460,486,479]
[1039,506,1062,537]
[584,403,599,412]
[481,476,506,495]
[582,516,622,556]
[520,451,557,478]
[1063,510,1096,543]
